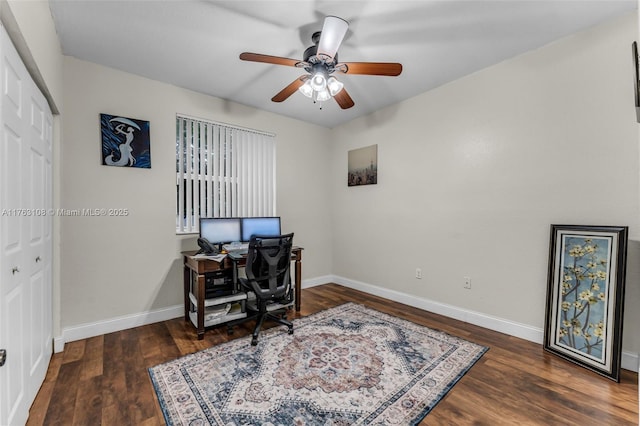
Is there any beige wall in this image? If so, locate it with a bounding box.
[60,57,332,328]
[330,13,640,356]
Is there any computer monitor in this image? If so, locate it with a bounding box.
[241,217,281,241]
[199,218,241,245]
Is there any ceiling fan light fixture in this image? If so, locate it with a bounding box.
[298,79,313,98]
[327,76,344,96]
[310,72,327,91]
[314,89,331,102]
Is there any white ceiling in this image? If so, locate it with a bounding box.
[49,0,636,128]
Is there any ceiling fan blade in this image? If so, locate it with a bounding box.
[337,62,403,76]
[333,88,355,109]
[271,76,308,102]
[317,16,349,62]
[240,52,303,67]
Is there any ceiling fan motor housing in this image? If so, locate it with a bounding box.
[303,32,338,67]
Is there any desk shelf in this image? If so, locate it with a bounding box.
[188,301,246,328]
[187,290,247,329]
[188,291,247,309]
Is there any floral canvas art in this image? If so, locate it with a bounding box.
[557,236,610,358]
[544,225,628,381]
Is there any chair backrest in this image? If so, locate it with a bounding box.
[244,233,294,299]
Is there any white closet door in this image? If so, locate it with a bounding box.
[25,72,53,406]
[0,23,53,426]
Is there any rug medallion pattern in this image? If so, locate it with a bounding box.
[149,303,488,425]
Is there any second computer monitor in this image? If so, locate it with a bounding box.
[241,217,281,241]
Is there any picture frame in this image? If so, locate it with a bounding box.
[348,144,377,186]
[101,113,151,168]
[544,224,628,381]
[632,42,640,123]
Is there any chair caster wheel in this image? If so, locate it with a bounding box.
[251,338,258,346]
[288,329,294,335]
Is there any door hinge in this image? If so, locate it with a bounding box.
[0,349,6,367]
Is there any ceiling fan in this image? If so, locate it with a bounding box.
[239,16,403,110]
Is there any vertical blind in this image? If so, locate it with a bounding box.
[176,115,276,233]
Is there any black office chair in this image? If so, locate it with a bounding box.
[228,233,294,346]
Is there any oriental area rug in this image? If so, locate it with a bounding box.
[149,303,488,425]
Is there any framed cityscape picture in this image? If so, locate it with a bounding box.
[348,144,377,186]
[101,113,151,168]
[544,224,628,381]
[632,42,640,122]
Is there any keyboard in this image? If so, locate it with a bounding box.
[222,243,249,252]
[223,242,249,253]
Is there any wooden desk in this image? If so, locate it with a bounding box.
[182,247,303,339]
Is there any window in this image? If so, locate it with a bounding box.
[176,115,275,233]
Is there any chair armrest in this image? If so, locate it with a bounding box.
[238,277,253,293]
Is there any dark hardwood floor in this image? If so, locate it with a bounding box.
[27,283,638,425]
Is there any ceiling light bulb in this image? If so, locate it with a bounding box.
[315,89,331,102]
[327,76,344,96]
[310,73,327,91]
[298,80,313,98]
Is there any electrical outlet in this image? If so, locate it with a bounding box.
[415,268,422,279]
[464,276,471,289]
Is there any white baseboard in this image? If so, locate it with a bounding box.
[53,336,65,353]
[302,275,333,288]
[52,276,330,353]
[330,275,639,372]
[622,351,639,373]
[53,304,183,353]
[51,277,640,373]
